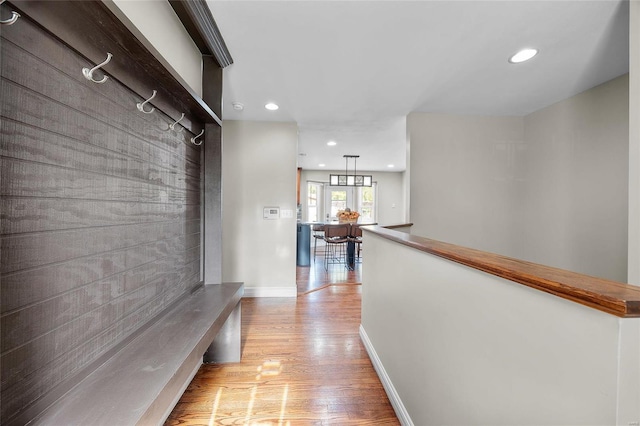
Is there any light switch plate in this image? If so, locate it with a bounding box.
[263,207,279,219]
[281,209,293,218]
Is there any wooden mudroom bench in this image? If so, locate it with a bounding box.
[31,282,244,426]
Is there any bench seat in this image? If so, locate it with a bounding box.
[32,282,244,426]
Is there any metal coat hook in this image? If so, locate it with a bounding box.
[0,9,19,25]
[82,53,112,84]
[169,113,185,130]
[137,90,157,114]
[191,129,204,146]
[0,0,20,26]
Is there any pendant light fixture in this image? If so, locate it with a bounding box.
[329,155,372,187]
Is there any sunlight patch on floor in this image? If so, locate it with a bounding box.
[208,361,292,426]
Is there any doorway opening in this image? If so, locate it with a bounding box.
[296,181,377,294]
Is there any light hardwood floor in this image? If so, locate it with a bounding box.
[166,256,399,425]
[296,249,362,295]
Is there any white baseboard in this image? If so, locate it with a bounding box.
[242,286,297,298]
[359,325,413,426]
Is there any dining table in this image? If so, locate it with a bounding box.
[310,221,377,270]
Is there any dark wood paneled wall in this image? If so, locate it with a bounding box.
[0,12,202,424]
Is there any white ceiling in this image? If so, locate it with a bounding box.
[206,0,629,172]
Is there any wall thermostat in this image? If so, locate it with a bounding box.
[263,207,280,219]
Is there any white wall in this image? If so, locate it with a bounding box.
[105,0,203,97]
[522,75,629,282]
[361,230,640,426]
[629,0,640,286]
[408,113,525,254]
[408,75,629,282]
[620,3,640,423]
[300,170,406,225]
[222,121,298,297]
[403,152,411,224]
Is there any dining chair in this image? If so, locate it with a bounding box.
[312,224,325,262]
[349,224,363,262]
[323,223,350,270]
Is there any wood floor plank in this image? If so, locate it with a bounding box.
[166,261,398,425]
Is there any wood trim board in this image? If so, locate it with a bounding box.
[168,0,234,67]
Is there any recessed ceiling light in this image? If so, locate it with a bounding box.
[265,102,279,111]
[387,164,395,168]
[319,164,326,167]
[232,102,244,111]
[327,141,337,146]
[509,48,538,64]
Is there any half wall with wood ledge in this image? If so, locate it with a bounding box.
[359,225,640,426]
